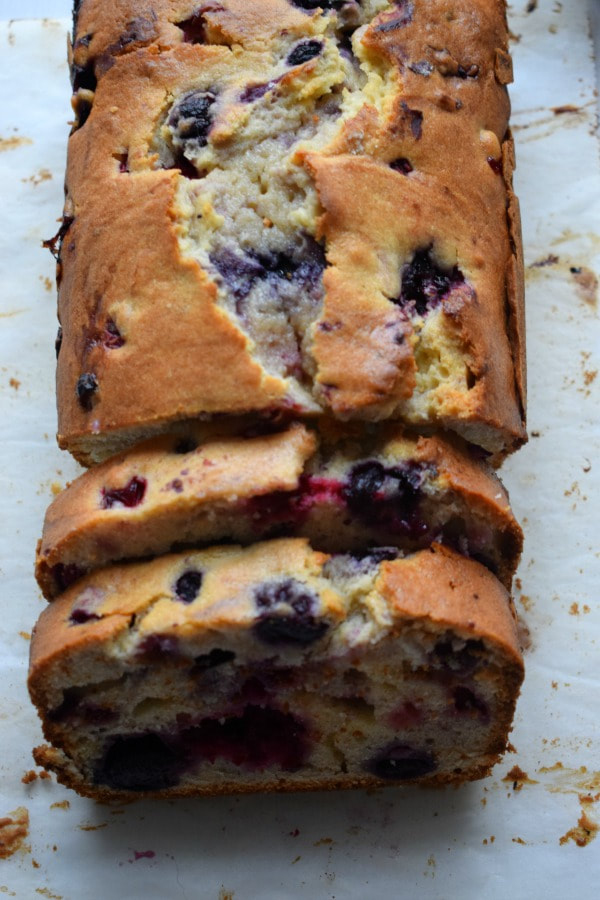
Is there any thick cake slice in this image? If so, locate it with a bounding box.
[36,421,522,599]
[29,540,523,799]
[55,0,525,464]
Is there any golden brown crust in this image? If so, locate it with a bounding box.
[56,1,525,459]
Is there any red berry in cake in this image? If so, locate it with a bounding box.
[100,476,147,509]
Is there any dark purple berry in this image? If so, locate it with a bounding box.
[52,562,84,592]
[286,41,322,67]
[400,102,423,140]
[174,436,198,454]
[487,156,503,176]
[55,326,63,358]
[376,2,415,32]
[254,579,327,646]
[456,64,479,79]
[409,60,433,76]
[239,79,281,103]
[367,743,436,780]
[433,638,485,674]
[396,247,465,317]
[136,634,180,661]
[193,648,236,670]
[184,705,308,771]
[390,157,413,174]
[169,91,216,147]
[174,569,203,604]
[209,249,265,301]
[94,734,180,791]
[344,462,385,510]
[344,461,429,541]
[76,372,98,411]
[176,12,207,43]
[101,475,147,509]
[43,215,74,261]
[453,685,489,719]
[69,608,101,625]
[103,318,125,349]
[290,0,346,10]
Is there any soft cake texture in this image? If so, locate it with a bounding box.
[29,540,524,799]
[55,0,525,464]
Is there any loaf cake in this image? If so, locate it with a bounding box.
[54,0,525,465]
[30,0,527,798]
[29,540,523,798]
[37,421,521,599]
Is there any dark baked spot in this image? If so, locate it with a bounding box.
[173,437,199,454]
[76,373,99,411]
[400,101,423,140]
[168,91,216,148]
[105,16,158,56]
[367,743,436,780]
[100,475,147,509]
[193,648,236,670]
[174,569,203,604]
[390,157,413,174]
[55,326,63,358]
[103,319,125,349]
[94,734,180,791]
[396,247,465,317]
[453,685,489,719]
[43,215,74,262]
[51,562,84,593]
[286,41,323,67]
[253,578,328,646]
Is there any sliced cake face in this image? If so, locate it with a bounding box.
[29,540,523,799]
[56,1,525,464]
[36,421,522,599]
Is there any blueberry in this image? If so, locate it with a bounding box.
[174,569,203,604]
[344,462,385,511]
[409,60,433,77]
[367,743,436,780]
[94,734,180,791]
[396,248,464,317]
[137,634,180,661]
[193,648,236,670]
[390,157,413,174]
[103,318,124,349]
[343,462,429,540]
[209,249,266,302]
[176,13,207,44]
[253,579,328,646]
[169,91,216,147]
[239,79,281,103]
[69,609,101,625]
[76,372,98,411]
[101,475,147,510]
[286,41,323,67]
[453,685,489,719]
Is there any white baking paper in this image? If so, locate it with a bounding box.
[0,3,599,896]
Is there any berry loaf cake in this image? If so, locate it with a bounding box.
[36,421,522,600]
[55,0,525,464]
[29,540,523,798]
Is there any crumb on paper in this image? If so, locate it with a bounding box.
[51,482,62,497]
[219,891,235,900]
[559,811,599,847]
[552,105,582,116]
[0,808,29,859]
[21,169,52,187]
[35,889,62,900]
[526,0,538,11]
[503,766,538,791]
[19,632,31,642]
[529,253,558,268]
[22,770,37,784]
[9,378,20,391]
[314,837,334,847]
[39,276,53,292]
[0,136,33,152]
[50,801,70,811]
[78,823,108,832]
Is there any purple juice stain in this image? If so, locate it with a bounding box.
[76,372,99,411]
[367,743,436,780]
[101,475,147,510]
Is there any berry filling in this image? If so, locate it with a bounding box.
[76,373,98,411]
[395,248,466,317]
[69,608,101,626]
[286,41,323,67]
[51,562,84,593]
[367,743,436,780]
[343,461,429,540]
[100,475,147,510]
[174,569,203,604]
[94,706,309,790]
[254,579,328,646]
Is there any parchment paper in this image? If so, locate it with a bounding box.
[0,2,599,896]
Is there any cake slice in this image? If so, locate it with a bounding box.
[29,539,523,799]
[36,421,522,599]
